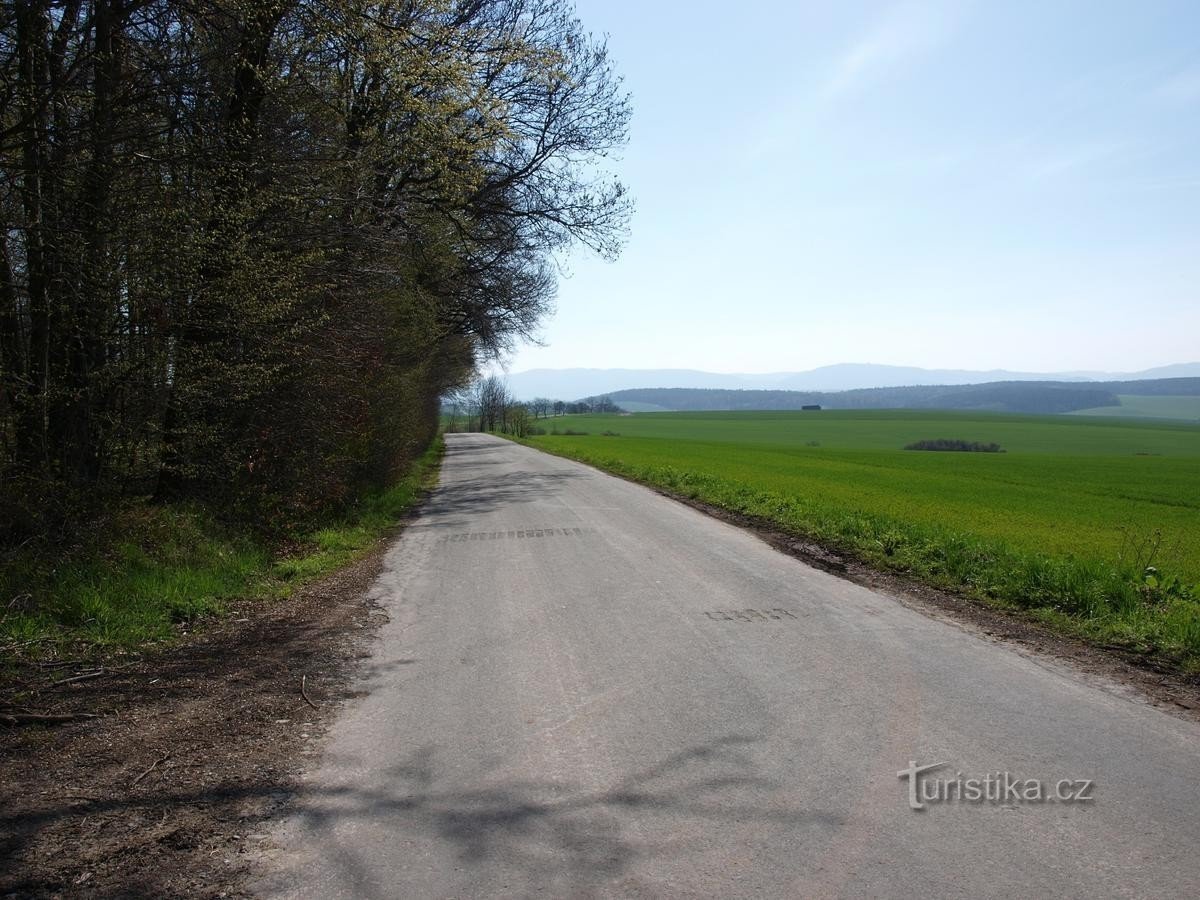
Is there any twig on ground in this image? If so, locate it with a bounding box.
[0,593,32,628]
[301,674,319,710]
[131,751,172,787]
[0,636,55,653]
[52,670,108,687]
[0,710,100,726]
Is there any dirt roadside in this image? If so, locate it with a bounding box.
[0,536,393,898]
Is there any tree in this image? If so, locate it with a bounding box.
[0,0,631,540]
[475,376,511,433]
[501,404,532,437]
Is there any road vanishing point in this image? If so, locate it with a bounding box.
[256,433,1200,898]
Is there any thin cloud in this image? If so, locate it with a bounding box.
[1024,140,1133,180]
[743,1,966,161]
[1152,65,1200,104]
[821,2,963,100]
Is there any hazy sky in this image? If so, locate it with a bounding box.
[503,0,1200,375]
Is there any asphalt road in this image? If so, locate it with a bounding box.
[256,433,1200,898]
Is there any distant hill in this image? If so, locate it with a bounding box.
[505,363,1200,399]
[590,378,1200,417]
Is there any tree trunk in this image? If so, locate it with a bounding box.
[58,0,122,483]
[14,0,51,470]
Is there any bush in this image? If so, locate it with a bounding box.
[905,439,1004,452]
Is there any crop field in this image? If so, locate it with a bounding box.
[522,410,1200,665]
[1071,394,1200,421]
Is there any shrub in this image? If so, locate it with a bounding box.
[905,439,1004,452]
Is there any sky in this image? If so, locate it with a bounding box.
[502,0,1200,375]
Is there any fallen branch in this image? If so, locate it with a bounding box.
[52,670,107,687]
[0,711,100,726]
[131,751,172,787]
[0,636,55,653]
[0,593,32,628]
[301,675,319,710]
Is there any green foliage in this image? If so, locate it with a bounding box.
[905,439,1004,452]
[0,0,631,629]
[519,411,1200,669]
[1,439,444,656]
[498,404,534,438]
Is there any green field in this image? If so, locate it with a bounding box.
[1071,394,1200,421]
[522,410,1200,667]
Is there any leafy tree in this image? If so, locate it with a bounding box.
[0,0,630,539]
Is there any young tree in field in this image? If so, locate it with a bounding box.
[501,404,532,437]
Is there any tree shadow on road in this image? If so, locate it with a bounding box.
[2,704,840,897]
[259,734,844,897]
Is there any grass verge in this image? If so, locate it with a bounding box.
[514,437,1200,673]
[0,438,443,660]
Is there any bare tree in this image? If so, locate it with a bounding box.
[474,376,511,433]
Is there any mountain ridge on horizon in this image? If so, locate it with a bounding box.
[502,362,1200,400]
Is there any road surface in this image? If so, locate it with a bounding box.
[255,433,1200,898]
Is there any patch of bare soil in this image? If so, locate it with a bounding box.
[0,539,394,898]
[659,490,1200,722]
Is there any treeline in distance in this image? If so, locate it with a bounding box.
[596,379,1200,414]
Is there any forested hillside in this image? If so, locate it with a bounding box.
[1,0,629,539]
[600,378,1200,414]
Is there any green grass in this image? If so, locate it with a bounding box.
[1071,394,1200,421]
[615,400,672,412]
[522,411,1200,669]
[1,438,443,658]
